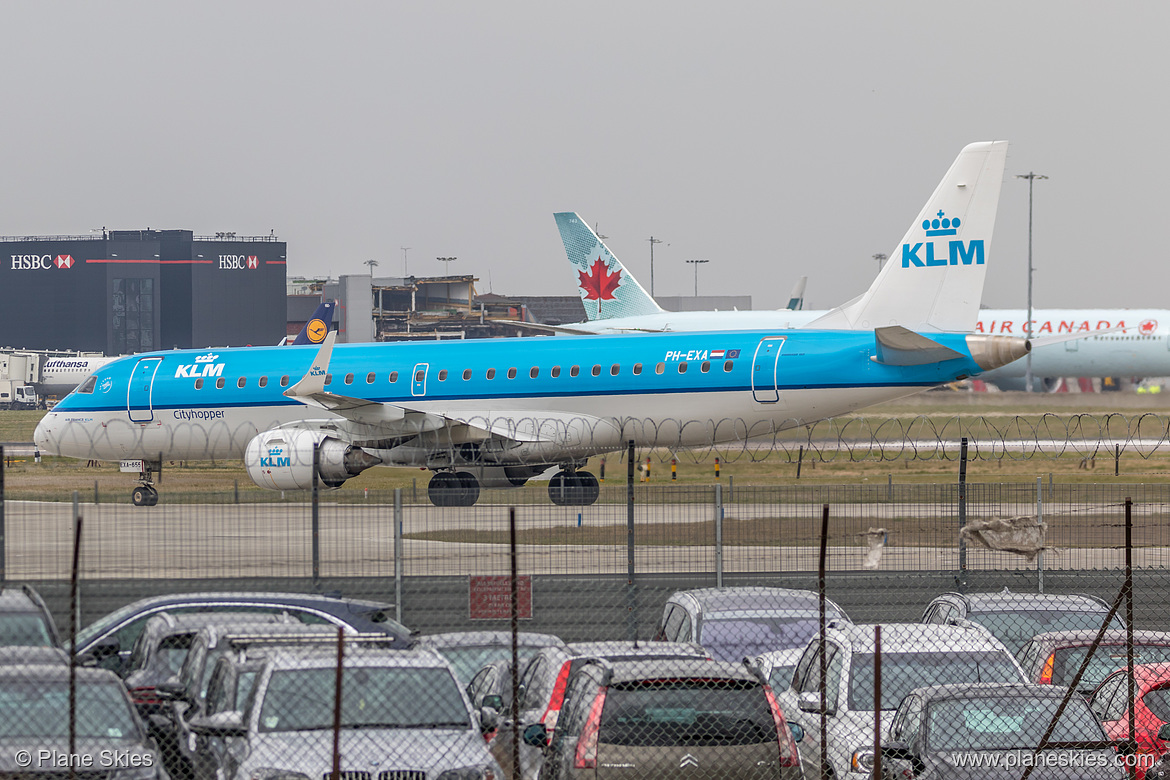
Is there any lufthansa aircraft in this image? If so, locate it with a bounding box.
[554,215,1170,389]
[36,142,1022,508]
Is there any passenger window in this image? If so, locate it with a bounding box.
[551,366,561,378]
[462,369,472,380]
[530,367,539,378]
[487,368,496,379]
[724,360,733,372]
[655,363,665,374]
[280,375,289,387]
[195,378,203,390]
[237,377,246,388]
[215,377,225,389]
[508,368,517,379]
[678,362,688,374]
[389,371,399,383]
[633,363,642,375]
[610,364,619,376]
[438,370,448,381]
[366,372,375,384]
[415,370,425,382]
[591,365,601,377]
[677,611,692,643]
[344,373,354,385]
[259,376,268,388]
[570,366,580,377]
[660,605,683,642]
[701,361,710,373]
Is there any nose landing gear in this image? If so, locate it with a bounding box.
[130,460,161,507]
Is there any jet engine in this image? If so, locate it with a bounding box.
[245,428,382,491]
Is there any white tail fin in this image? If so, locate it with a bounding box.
[554,212,663,320]
[808,141,1008,332]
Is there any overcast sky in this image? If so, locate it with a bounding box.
[5,2,1167,313]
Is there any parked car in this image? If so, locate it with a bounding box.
[495,640,709,780]
[0,664,167,778]
[655,586,851,662]
[74,590,412,673]
[1020,629,1170,695]
[0,584,60,647]
[881,682,1124,779]
[1090,662,1170,778]
[748,647,805,693]
[921,588,1122,656]
[525,656,803,780]
[420,630,567,685]
[187,644,502,780]
[778,621,1025,780]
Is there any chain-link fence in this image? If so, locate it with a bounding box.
[3,467,1169,778]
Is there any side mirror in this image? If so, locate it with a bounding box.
[522,723,549,748]
[1159,723,1170,742]
[798,690,836,717]
[188,711,247,739]
[789,723,804,743]
[480,707,501,734]
[482,694,504,713]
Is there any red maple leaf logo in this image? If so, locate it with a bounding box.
[579,257,621,301]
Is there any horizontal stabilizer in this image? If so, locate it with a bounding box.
[872,326,965,366]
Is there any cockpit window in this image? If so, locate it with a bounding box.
[78,376,97,394]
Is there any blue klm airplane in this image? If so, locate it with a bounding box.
[36,141,1019,508]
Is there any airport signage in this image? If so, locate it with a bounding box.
[218,255,259,270]
[469,575,532,620]
[10,254,76,270]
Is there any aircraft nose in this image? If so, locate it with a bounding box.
[33,415,54,455]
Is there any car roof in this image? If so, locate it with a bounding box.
[144,610,293,634]
[600,657,762,685]
[419,631,566,648]
[257,644,449,669]
[908,682,1073,702]
[827,622,1011,653]
[940,589,1109,612]
[1026,629,1170,652]
[0,663,124,685]
[0,586,44,611]
[566,640,707,657]
[671,587,845,615]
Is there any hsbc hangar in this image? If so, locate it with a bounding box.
[1,229,286,354]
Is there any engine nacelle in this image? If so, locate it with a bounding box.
[245,429,382,491]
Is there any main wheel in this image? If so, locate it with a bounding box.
[428,472,459,507]
[548,471,571,506]
[454,471,481,507]
[574,471,600,505]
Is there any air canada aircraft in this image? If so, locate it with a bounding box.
[36,141,1023,508]
[554,215,1170,389]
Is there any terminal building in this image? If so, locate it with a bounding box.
[0,229,287,354]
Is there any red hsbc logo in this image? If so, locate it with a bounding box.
[219,254,259,270]
[247,255,258,269]
[55,254,74,269]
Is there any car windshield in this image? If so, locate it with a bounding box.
[926,694,1105,752]
[700,617,821,661]
[1051,645,1170,689]
[432,645,544,686]
[258,666,470,732]
[968,611,1122,656]
[0,680,140,739]
[849,651,1022,710]
[0,614,54,647]
[599,679,773,747]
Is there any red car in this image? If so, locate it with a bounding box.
[1090,662,1170,779]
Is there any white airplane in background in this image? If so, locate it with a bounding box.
[554,215,1170,390]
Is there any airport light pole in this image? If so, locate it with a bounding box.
[436,256,457,275]
[686,259,709,297]
[873,253,887,272]
[400,247,411,277]
[1016,172,1048,392]
[647,236,663,298]
[364,259,378,277]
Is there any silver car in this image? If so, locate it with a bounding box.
[188,644,501,780]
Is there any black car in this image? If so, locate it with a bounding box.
[879,682,1124,779]
[74,590,413,673]
[0,584,60,647]
[0,664,167,778]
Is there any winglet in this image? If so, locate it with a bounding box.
[554,212,663,321]
[285,329,336,397]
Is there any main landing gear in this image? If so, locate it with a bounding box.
[131,461,161,507]
[427,471,481,508]
[548,470,600,506]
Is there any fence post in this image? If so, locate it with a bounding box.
[312,443,320,589]
[1036,476,1044,593]
[957,437,968,590]
[797,445,804,480]
[0,444,5,585]
[94,480,99,506]
[873,625,882,780]
[626,440,637,641]
[1126,497,1136,770]
[714,484,723,588]
[818,504,829,779]
[69,511,82,767]
[394,488,403,626]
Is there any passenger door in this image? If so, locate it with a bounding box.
[127,357,162,423]
[751,337,786,403]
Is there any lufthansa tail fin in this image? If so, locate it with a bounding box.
[554,212,663,321]
[808,141,1008,333]
[288,300,335,346]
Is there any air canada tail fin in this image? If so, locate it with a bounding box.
[554,212,663,321]
[289,300,335,346]
[808,141,1008,333]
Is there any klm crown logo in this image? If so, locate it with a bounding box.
[194,353,219,363]
[902,208,983,268]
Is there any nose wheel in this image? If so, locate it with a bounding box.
[131,484,159,507]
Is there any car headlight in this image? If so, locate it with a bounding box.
[436,767,494,780]
[249,770,312,780]
[851,749,875,772]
